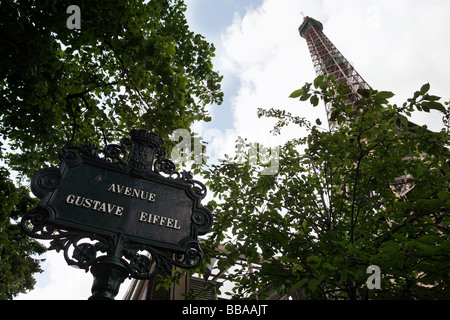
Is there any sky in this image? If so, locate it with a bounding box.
[16,0,450,300]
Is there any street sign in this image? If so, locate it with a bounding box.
[21,129,213,299]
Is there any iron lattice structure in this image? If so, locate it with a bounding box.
[299,17,371,129]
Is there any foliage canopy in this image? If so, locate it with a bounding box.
[1,0,223,178]
[202,76,450,300]
[0,0,223,298]
[0,168,46,299]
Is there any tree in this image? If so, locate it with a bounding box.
[0,167,46,299]
[0,0,223,298]
[1,0,223,179]
[202,76,450,300]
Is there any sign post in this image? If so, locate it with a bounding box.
[21,129,213,299]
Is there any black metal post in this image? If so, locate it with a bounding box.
[88,257,129,300]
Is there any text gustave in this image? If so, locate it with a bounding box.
[64,183,181,230]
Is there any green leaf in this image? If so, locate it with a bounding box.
[292,278,308,291]
[300,93,312,101]
[376,91,395,100]
[398,114,409,127]
[423,94,441,101]
[358,88,371,98]
[310,95,319,107]
[422,101,446,113]
[308,278,319,292]
[166,44,176,57]
[340,271,348,283]
[322,262,337,272]
[307,255,321,269]
[337,115,346,125]
[420,83,430,95]
[313,75,325,88]
[329,109,340,122]
[437,190,449,201]
[289,89,303,98]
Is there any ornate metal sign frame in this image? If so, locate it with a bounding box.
[21,130,213,299]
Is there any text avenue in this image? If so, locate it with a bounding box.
[64,183,181,230]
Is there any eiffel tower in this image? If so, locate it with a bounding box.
[299,16,371,129]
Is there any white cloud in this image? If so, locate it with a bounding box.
[16,249,91,300]
[16,245,131,300]
[218,0,325,148]
[219,0,450,143]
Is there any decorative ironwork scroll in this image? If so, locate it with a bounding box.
[21,129,213,299]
